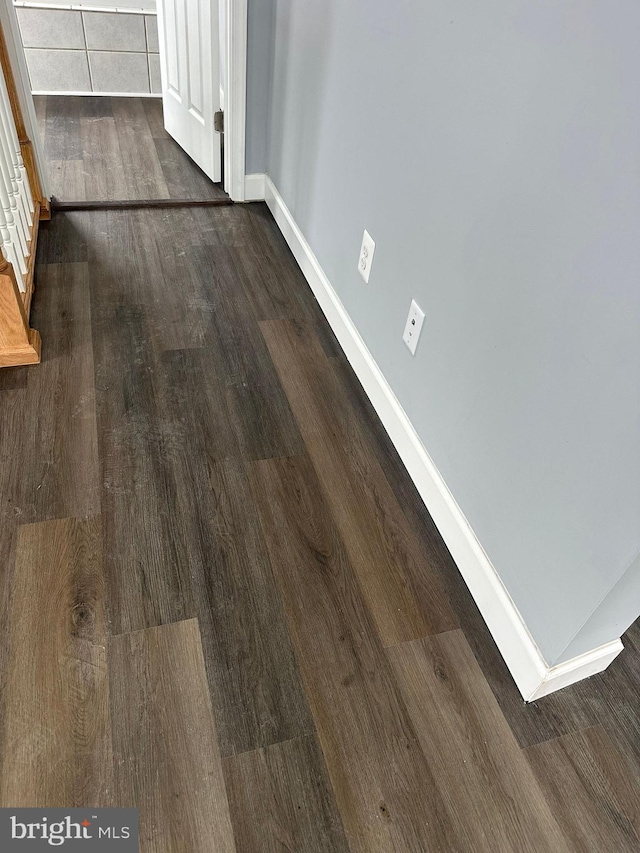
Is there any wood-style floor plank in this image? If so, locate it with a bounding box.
[229,239,305,322]
[142,208,221,353]
[194,203,252,247]
[153,138,224,200]
[36,211,90,264]
[223,734,349,853]
[34,95,226,201]
[251,454,459,852]
[589,625,640,784]
[525,726,640,852]
[242,204,343,358]
[155,367,314,754]
[41,95,82,161]
[193,243,282,385]
[87,206,312,754]
[109,618,236,853]
[38,96,228,203]
[111,97,170,200]
[260,318,456,645]
[141,97,168,139]
[47,160,86,200]
[0,517,17,766]
[36,96,225,203]
[92,289,190,635]
[0,383,30,723]
[387,630,569,852]
[81,101,129,201]
[0,389,29,527]
[199,454,314,755]
[0,516,112,807]
[158,346,238,460]
[192,244,305,460]
[0,255,100,785]
[88,211,190,633]
[23,261,100,521]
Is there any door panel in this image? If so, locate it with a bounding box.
[156,0,221,183]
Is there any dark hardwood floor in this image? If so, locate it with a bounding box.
[34,96,227,203]
[1,102,640,849]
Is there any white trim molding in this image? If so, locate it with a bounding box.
[14,3,157,13]
[243,172,265,201]
[223,0,247,202]
[527,640,623,700]
[264,175,624,702]
[31,91,160,97]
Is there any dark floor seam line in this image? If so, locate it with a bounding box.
[50,197,235,212]
[106,616,202,641]
[221,731,319,762]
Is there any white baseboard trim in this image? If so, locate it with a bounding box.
[16,3,156,13]
[243,173,266,202]
[31,91,161,98]
[527,639,623,700]
[264,174,624,702]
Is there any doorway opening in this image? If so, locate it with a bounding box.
[34,95,229,206]
[8,0,247,205]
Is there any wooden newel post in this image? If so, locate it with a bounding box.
[0,254,40,366]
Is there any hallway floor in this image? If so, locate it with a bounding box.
[1,135,640,849]
[34,96,227,202]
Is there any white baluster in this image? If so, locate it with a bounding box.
[0,187,24,287]
[0,70,33,224]
[0,63,34,213]
[0,81,30,255]
[0,153,26,277]
[0,143,27,265]
[17,153,34,225]
[0,110,27,258]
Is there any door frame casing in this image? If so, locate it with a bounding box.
[223,0,247,202]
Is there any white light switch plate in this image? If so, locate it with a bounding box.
[357,229,375,283]
[403,299,425,355]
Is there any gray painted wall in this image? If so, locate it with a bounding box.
[256,0,640,665]
[561,550,640,663]
[245,0,273,173]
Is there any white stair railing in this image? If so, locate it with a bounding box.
[0,15,46,369]
[0,55,33,288]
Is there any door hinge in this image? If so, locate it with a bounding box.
[214,110,224,133]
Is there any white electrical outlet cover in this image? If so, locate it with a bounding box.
[357,229,376,283]
[403,299,425,355]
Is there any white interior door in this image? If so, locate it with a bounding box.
[156,0,222,182]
